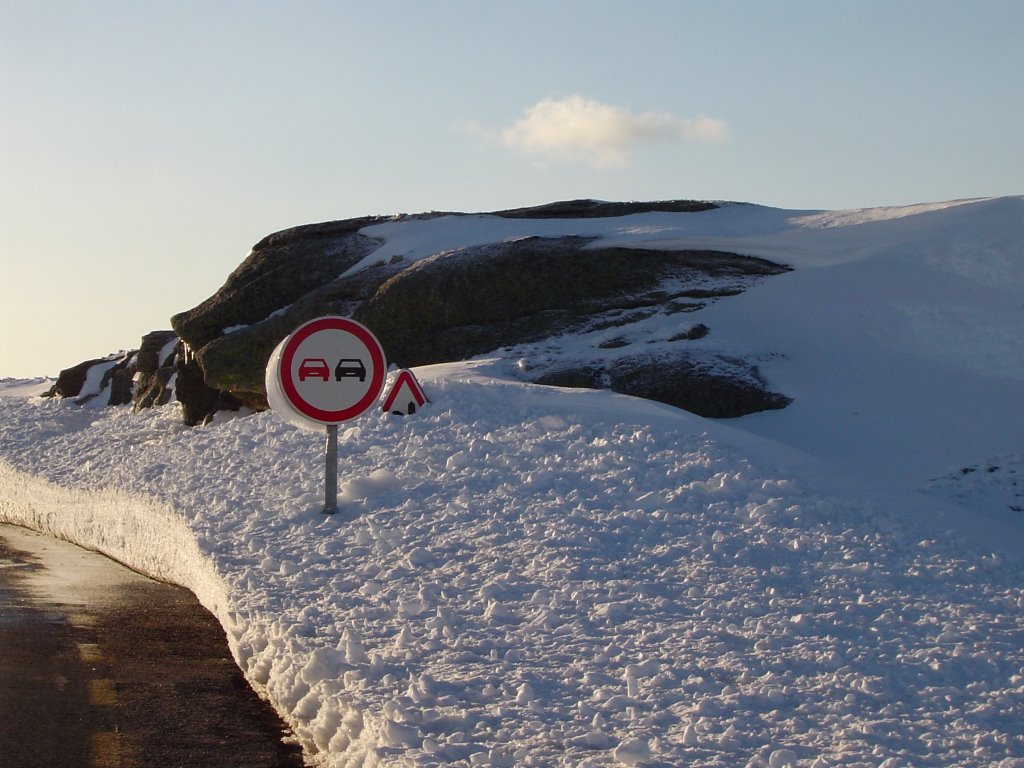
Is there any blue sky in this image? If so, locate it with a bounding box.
[2,0,1022,378]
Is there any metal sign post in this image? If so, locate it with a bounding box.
[325,424,339,514]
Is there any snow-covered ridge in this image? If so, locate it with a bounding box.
[345,196,1013,275]
[4,196,1024,766]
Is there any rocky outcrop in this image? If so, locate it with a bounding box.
[534,355,791,419]
[55,199,795,422]
[161,199,794,420]
[170,217,399,409]
[355,237,787,370]
[44,351,137,406]
[41,330,244,426]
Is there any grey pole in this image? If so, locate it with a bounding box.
[324,424,338,514]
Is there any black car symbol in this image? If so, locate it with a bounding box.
[335,358,367,382]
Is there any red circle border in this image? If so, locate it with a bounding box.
[278,316,387,424]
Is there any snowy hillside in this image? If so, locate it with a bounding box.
[2,196,1023,767]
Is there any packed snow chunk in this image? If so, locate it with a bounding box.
[575,728,616,749]
[292,689,321,721]
[380,717,420,748]
[309,707,344,753]
[300,646,349,684]
[445,450,472,472]
[682,723,699,746]
[613,737,652,765]
[718,724,739,747]
[484,599,519,623]
[338,468,401,503]
[768,748,799,767]
[344,634,368,665]
[594,601,629,622]
[539,415,568,431]
[515,682,535,704]
[405,546,433,568]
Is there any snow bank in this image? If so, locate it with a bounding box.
[3,360,1024,767]
[0,461,228,622]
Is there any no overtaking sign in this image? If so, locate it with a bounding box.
[278,316,387,425]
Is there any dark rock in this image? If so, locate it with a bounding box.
[670,323,710,342]
[45,358,107,399]
[355,237,787,369]
[136,330,179,373]
[170,218,405,407]
[133,331,180,411]
[608,355,791,418]
[174,357,224,427]
[105,363,135,406]
[171,219,385,352]
[203,390,246,425]
[188,259,403,408]
[170,202,722,393]
[492,199,718,219]
[44,352,137,406]
[534,354,792,419]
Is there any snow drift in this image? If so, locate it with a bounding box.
[3,197,1024,767]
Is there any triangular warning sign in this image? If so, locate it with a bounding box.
[381,369,429,416]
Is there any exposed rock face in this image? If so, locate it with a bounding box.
[42,329,244,427]
[174,357,231,427]
[534,355,791,419]
[132,331,180,410]
[45,358,107,400]
[44,351,137,406]
[46,198,796,422]
[164,200,794,420]
[170,217,396,409]
[355,237,787,370]
[492,199,718,218]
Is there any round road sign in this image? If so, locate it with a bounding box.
[276,316,387,424]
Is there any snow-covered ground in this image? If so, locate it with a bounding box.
[2,197,1023,767]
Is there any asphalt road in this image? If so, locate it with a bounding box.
[0,523,305,768]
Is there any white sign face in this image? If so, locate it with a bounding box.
[274,316,387,425]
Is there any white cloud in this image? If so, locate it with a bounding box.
[496,95,727,168]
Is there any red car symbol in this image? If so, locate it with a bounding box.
[298,358,331,382]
